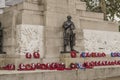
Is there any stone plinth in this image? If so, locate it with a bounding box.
[0,67,120,80]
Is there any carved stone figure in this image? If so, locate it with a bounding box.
[62,16,76,53]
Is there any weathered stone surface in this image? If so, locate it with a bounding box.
[56,70,77,80]
[21,13,43,25]
[78,11,104,20]
[83,29,120,53]
[76,1,86,11]
[42,58,60,63]
[80,19,119,31]
[16,24,44,57]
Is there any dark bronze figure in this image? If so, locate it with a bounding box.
[0,22,3,53]
[0,22,5,54]
[61,16,77,53]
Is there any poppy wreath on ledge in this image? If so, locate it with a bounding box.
[26,53,32,59]
[70,51,77,58]
[70,63,77,69]
[111,52,120,57]
[2,64,15,70]
[80,52,106,58]
[18,64,26,70]
[25,52,40,59]
[33,52,40,59]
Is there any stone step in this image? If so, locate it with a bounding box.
[0,67,120,80]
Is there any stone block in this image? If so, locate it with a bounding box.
[1,12,13,28]
[45,11,78,28]
[79,11,104,20]
[42,58,60,63]
[0,75,5,80]
[76,1,86,11]
[56,70,77,80]
[86,69,96,80]
[4,75,17,80]
[94,68,106,79]
[44,72,56,80]
[80,19,119,32]
[45,39,63,47]
[106,76,120,80]
[34,73,43,80]
[17,74,25,80]
[45,12,61,27]
[22,10,43,15]
[3,46,16,55]
[46,0,57,4]
[45,46,61,58]
[4,58,16,65]
[3,38,14,46]
[23,2,41,11]
[16,12,22,24]
[3,28,12,38]
[17,3,24,11]
[23,73,42,80]
[45,28,63,38]
[108,67,119,77]
[78,70,87,80]
[56,0,68,9]
[75,39,84,47]
[21,13,43,25]
[4,6,17,13]
[26,0,39,4]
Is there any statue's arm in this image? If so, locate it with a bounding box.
[72,22,75,30]
[63,22,69,30]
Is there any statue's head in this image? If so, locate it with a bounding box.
[67,15,72,20]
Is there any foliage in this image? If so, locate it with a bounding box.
[81,0,120,22]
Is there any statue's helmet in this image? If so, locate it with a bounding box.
[67,15,72,20]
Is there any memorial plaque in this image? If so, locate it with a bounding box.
[0,0,5,8]
[16,24,44,57]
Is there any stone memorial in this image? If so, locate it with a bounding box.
[0,0,119,80]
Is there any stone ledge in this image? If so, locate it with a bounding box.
[94,65,120,69]
[0,54,20,58]
[0,70,57,75]
[60,53,112,58]
[4,2,44,13]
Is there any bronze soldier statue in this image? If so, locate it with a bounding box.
[62,16,76,53]
[0,22,5,54]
